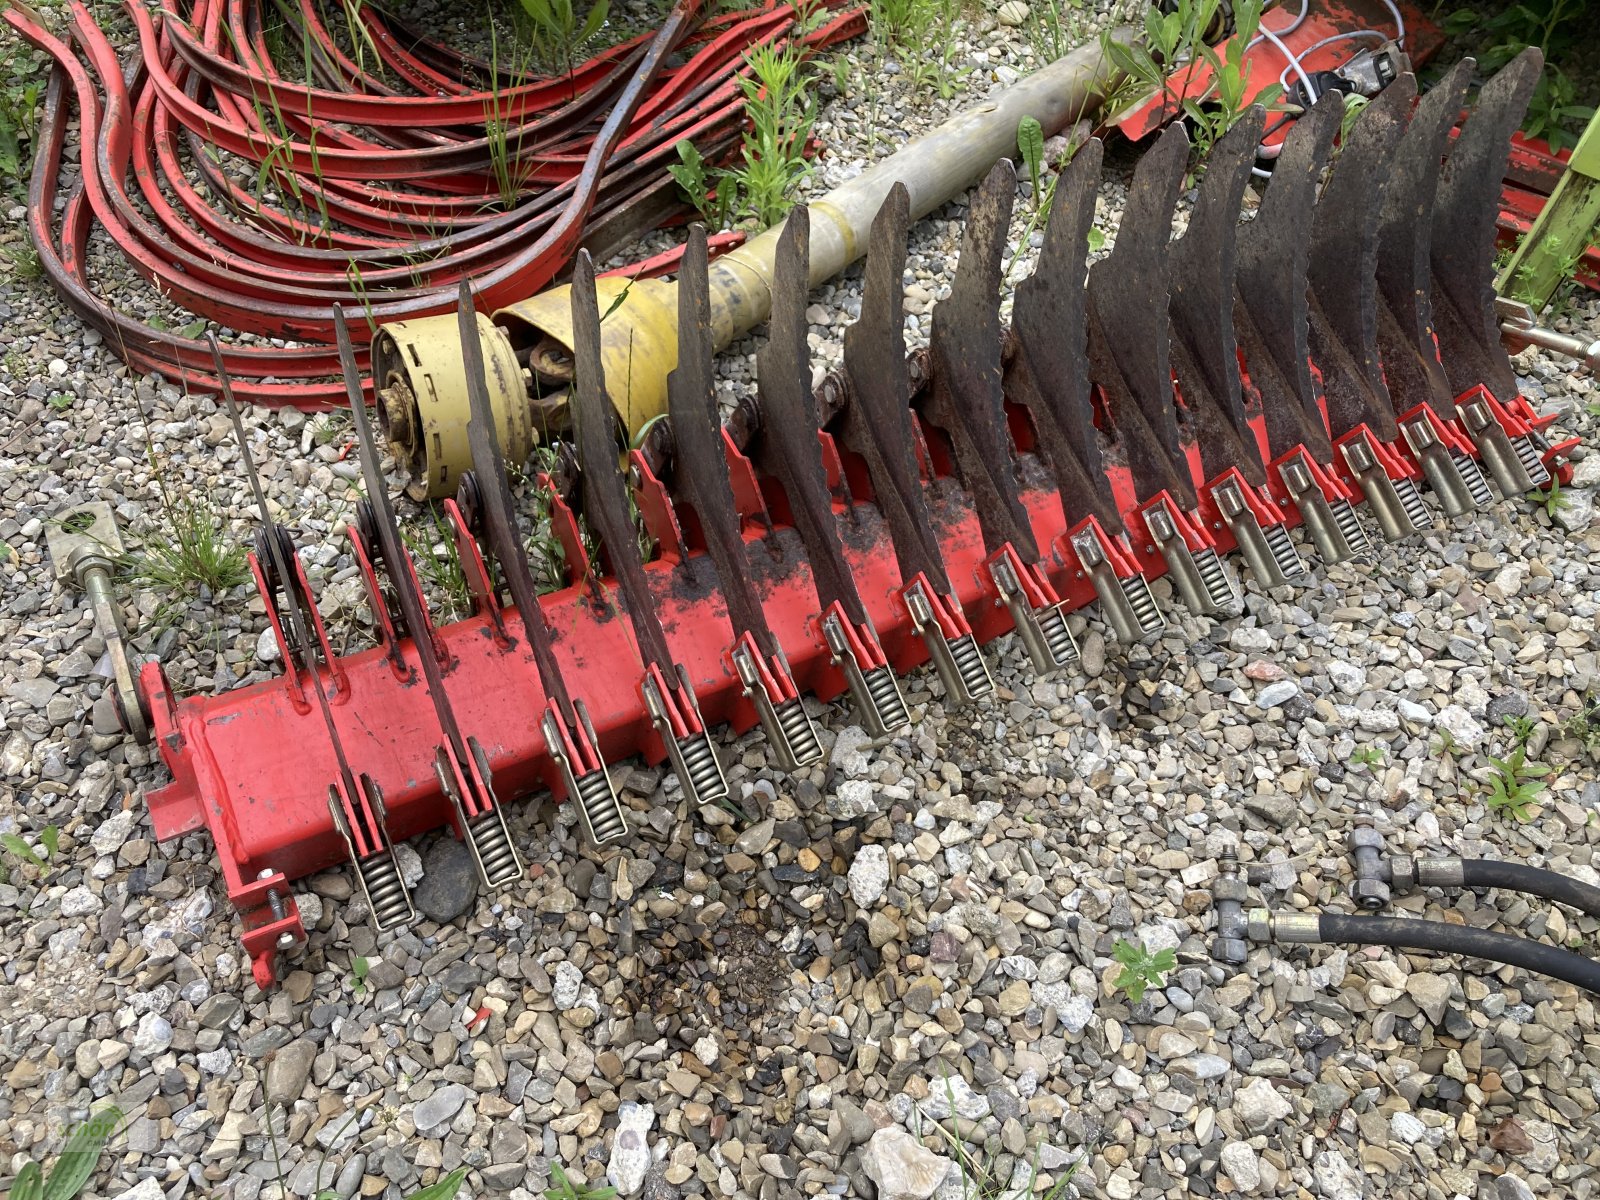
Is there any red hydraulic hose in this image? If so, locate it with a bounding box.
[6,0,865,406]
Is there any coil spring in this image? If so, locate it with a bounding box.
[1453,453,1495,510]
[1121,573,1165,639]
[1037,607,1080,669]
[775,699,823,768]
[574,767,628,845]
[1263,523,1305,584]
[862,666,910,734]
[358,851,412,931]
[1329,500,1370,557]
[1392,480,1432,536]
[1192,548,1235,612]
[677,733,727,805]
[947,634,993,701]
[469,812,522,887]
[1511,436,1551,489]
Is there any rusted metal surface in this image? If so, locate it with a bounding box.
[1168,108,1267,489]
[1432,48,1545,404]
[1086,124,1195,511]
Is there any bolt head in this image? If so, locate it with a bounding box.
[277,932,297,952]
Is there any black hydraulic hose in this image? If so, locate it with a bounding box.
[1316,914,1600,995]
[1457,859,1600,921]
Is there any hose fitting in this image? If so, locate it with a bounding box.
[1347,825,1391,910]
[1212,849,1250,964]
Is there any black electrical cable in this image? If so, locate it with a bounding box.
[1316,914,1600,995]
[1458,859,1600,921]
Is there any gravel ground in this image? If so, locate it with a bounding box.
[4,5,1600,1200]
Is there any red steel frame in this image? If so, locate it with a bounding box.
[141,362,1566,988]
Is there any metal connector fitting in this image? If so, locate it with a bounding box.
[1416,856,1466,889]
[1346,825,1390,910]
[1388,855,1416,895]
[1211,850,1250,964]
[1248,908,1322,944]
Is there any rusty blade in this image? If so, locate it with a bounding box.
[456,282,575,717]
[570,251,675,672]
[665,226,773,649]
[921,160,1037,560]
[1306,76,1416,440]
[1234,92,1342,460]
[1432,49,1544,401]
[1006,138,1123,534]
[338,305,472,765]
[751,207,874,627]
[1375,60,1474,416]
[1168,107,1267,486]
[837,183,952,594]
[1085,122,1195,508]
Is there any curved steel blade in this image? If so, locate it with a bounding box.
[455,283,576,717]
[1375,60,1474,417]
[1007,139,1124,534]
[751,207,874,626]
[1085,122,1195,508]
[1432,48,1544,401]
[1235,92,1342,460]
[1307,76,1416,441]
[1169,107,1267,486]
[837,183,952,593]
[922,159,1038,560]
[666,226,773,649]
[570,252,675,672]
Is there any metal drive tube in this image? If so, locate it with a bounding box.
[1249,910,1600,994]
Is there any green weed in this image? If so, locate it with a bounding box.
[4,240,43,282]
[1348,744,1385,770]
[1111,939,1175,1003]
[897,0,971,100]
[7,1106,123,1200]
[401,504,472,623]
[517,0,610,80]
[1483,716,1551,822]
[1560,696,1600,760]
[1027,0,1086,65]
[921,1064,1079,1199]
[1005,115,1102,283]
[544,1165,617,1200]
[1534,474,1569,518]
[349,954,370,996]
[1523,67,1594,155]
[2,826,57,871]
[669,42,816,228]
[1443,0,1591,152]
[0,41,44,203]
[122,482,250,608]
[733,42,817,225]
[484,24,539,211]
[48,392,74,411]
[1100,0,1283,166]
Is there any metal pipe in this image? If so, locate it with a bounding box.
[376,32,1133,498]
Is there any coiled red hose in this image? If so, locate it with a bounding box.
[4,0,863,405]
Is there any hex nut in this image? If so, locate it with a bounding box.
[1346,825,1385,853]
[1350,877,1391,910]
